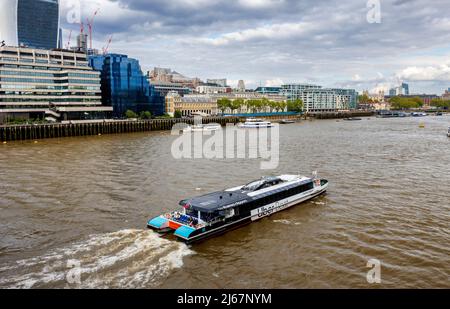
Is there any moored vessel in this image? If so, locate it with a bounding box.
[238,118,274,128]
[343,117,362,121]
[147,174,329,243]
[412,112,427,117]
[182,123,222,134]
[279,119,296,124]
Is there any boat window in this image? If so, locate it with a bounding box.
[242,180,265,191]
[242,178,283,192]
[186,208,198,217]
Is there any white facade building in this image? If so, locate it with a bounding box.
[196,85,228,94]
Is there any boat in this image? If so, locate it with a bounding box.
[279,119,296,124]
[147,174,329,243]
[447,127,450,137]
[378,111,409,118]
[343,117,362,121]
[182,123,221,134]
[238,118,274,128]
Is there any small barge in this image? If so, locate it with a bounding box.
[147,174,329,243]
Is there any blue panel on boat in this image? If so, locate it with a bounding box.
[174,226,196,239]
[148,216,168,228]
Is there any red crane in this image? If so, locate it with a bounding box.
[86,9,100,50]
[102,35,113,55]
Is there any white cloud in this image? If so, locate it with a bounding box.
[396,64,450,81]
[238,0,284,9]
[265,78,284,87]
[197,22,316,46]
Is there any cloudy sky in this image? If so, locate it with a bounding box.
[60,0,450,94]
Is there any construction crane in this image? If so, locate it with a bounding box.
[66,30,73,50]
[102,35,113,55]
[86,9,100,50]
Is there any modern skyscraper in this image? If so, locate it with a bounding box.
[401,83,409,95]
[0,0,60,50]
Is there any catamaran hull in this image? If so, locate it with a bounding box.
[176,183,329,244]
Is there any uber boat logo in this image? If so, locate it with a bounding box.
[366,258,382,284]
[251,201,289,220]
[170,119,280,170]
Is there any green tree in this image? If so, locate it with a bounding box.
[287,99,304,113]
[125,110,138,119]
[174,110,183,118]
[359,94,371,104]
[231,99,244,113]
[217,98,232,114]
[139,111,152,119]
[431,98,450,109]
[389,96,423,110]
[261,98,270,111]
[251,99,263,113]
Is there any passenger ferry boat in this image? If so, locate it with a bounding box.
[182,123,221,134]
[238,118,274,128]
[147,174,329,243]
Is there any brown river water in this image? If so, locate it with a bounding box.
[0,116,449,288]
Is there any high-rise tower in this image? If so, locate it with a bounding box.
[0,0,60,50]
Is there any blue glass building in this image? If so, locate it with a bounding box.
[0,0,60,50]
[255,87,281,94]
[89,54,165,117]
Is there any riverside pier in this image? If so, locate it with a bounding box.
[0,117,239,143]
[0,111,376,143]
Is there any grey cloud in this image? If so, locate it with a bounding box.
[61,0,450,93]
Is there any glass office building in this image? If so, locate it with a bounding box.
[0,0,60,50]
[89,54,165,117]
[255,87,282,95]
[0,46,113,124]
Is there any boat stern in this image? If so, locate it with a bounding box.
[174,225,197,242]
[147,216,171,233]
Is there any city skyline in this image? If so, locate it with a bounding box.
[57,0,450,94]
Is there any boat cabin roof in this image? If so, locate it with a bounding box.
[180,176,313,213]
[180,191,250,213]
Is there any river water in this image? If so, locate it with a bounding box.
[0,116,449,288]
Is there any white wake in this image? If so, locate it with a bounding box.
[0,229,194,289]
